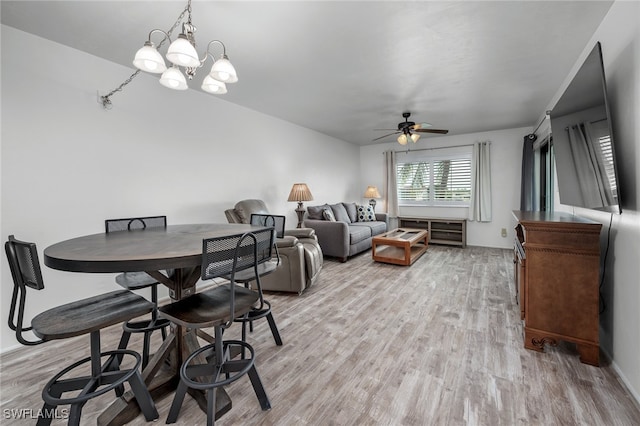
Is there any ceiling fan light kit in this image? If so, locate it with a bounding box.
[100,0,237,109]
[373,111,449,145]
[397,132,420,145]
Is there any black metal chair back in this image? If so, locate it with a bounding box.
[5,235,45,345]
[250,213,286,239]
[201,228,274,281]
[105,215,167,232]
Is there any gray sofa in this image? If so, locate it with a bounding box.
[303,202,387,262]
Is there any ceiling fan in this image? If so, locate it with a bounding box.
[373,112,449,145]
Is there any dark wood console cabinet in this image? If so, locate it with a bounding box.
[512,210,602,366]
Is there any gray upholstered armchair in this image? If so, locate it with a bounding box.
[225,199,323,294]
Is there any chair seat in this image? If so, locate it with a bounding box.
[32,290,154,341]
[159,285,259,329]
[115,270,173,290]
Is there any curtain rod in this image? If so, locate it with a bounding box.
[387,142,485,154]
[531,110,551,135]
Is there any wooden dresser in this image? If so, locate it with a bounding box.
[512,210,602,366]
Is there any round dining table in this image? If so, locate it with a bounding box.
[44,223,266,425]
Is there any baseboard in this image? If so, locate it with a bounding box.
[601,346,640,411]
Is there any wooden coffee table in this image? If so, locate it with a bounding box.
[371,228,429,266]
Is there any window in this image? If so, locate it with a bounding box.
[396,148,472,206]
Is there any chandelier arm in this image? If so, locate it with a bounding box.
[146,29,172,47]
[199,40,228,65]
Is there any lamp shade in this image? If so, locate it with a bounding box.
[364,186,381,199]
[210,57,238,83]
[287,183,313,202]
[397,134,408,145]
[410,133,420,143]
[201,75,228,94]
[166,34,200,68]
[133,42,167,73]
[159,66,188,90]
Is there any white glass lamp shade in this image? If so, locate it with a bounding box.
[166,34,200,68]
[159,66,188,90]
[201,75,227,94]
[397,134,408,145]
[410,133,420,143]
[133,42,167,73]
[210,57,238,83]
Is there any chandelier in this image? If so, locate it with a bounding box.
[100,0,237,109]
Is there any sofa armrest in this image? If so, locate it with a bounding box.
[375,212,388,223]
[304,219,350,260]
[275,235,299,249]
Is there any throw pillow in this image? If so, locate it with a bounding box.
[322,208,336,222]
[342,202,358,223]
[357,204,376,222]
[330,203,351,223]
[307,204,330,220]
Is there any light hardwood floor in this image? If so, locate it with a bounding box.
[2,246,640,425]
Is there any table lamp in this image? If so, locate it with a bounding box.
[364,186,381,210]
[287,183,313,228]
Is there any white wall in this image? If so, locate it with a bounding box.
[360,127,526,249]
[0,26,361,352]
[548,1,640,402]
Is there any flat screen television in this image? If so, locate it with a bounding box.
[550,41,622,214]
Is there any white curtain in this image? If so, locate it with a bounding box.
[567,122,614,206]
[468,141,492,222]
[384,150,399,229]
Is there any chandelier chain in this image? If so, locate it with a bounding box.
[99,3,191,109]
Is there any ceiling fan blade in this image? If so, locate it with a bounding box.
[411,123,432,130]
[373,128,398,131]
[414,128,449,134]
[372,131,400,141]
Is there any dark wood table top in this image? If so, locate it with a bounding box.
[44,223,264,273]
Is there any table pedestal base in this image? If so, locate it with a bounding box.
[98,327,231,425]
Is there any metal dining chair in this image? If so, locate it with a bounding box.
[159,229,273,425]
[231,213,285,349]
[5,235,158,426]
[105,215,172,368]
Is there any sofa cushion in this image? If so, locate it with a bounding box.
[330,203,351,223]
[322,209,336,221]
[351,221,387,236]
[356,204,376,222]
[307,204,330,220]
[348,225,371,245]
[342,202,358,223]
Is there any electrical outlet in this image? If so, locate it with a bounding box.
[501,228,507,238]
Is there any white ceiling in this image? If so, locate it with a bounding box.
[1,1,613,145]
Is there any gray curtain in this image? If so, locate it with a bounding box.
[520,134,535,211]
[384,150,399,229]
[468,141,492,222]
